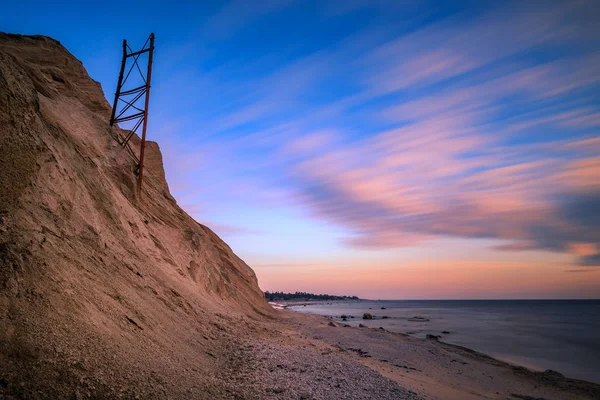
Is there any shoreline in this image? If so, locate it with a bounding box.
[262,303,600,399]
[280,299,600,385]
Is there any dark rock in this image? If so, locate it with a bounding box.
[359,324,366,328]
[381,307,386,309]
[363,313,373,319]
[328,321,337,327]
[510,394,550,400]
[382,316,389,319]
[442,331,450,334]
[426,334,441,340]
[126,317,143,330]
[394,364,419,371]
[348,347,371,357]
[541,369,564,380]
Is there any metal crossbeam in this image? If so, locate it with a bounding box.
[109,33,155,198]
[120,85,146,96]
[126,48,151,58]
[114,111,145,124]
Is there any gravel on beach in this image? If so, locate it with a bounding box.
[224,339,422,400]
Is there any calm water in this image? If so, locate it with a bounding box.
[289,300,600,384]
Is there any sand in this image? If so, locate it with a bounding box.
[0,32,271,399]
[2,32,599,399]
[267,310,600,400]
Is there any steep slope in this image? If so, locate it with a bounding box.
[0,33,272,399]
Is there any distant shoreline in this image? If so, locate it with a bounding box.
[274,298,599,302]
[269,299,364,309]
[264,291,360,302]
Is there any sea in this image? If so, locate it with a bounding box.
[288,299,600,384]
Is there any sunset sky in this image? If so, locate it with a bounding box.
[3,0,599,299]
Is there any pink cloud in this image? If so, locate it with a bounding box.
[288,115,599,264]
[159,0,600,270]
[364,0,594,96]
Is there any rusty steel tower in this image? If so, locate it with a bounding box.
[109,33,155,197]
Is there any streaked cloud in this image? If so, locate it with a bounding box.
[132,1,600,274]
[202,0,599,266]
[204,0,297,39]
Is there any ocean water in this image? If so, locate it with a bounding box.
[288,299,600,384]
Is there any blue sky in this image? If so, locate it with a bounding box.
[2,0,599,299]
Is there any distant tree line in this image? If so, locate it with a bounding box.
[264,291,359,301]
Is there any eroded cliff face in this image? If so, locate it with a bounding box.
[0,33,271,399]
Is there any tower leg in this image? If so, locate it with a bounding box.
[137,33,155,198]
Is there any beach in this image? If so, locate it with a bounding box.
[285,299,600,384]
[2,30,599,400]
[242,306,600,399]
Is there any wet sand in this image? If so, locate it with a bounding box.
[246,308,600,400]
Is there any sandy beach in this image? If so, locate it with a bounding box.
[2,32,599,400]
[230,307,600,400]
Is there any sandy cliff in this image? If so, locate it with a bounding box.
[0,33,271,399]
[3,32,599,400]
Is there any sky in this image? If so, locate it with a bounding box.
[2,0,599,299]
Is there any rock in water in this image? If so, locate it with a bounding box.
[363,313,373,320]
[0,33,272,399]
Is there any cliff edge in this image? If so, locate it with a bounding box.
[0,33,271,399]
